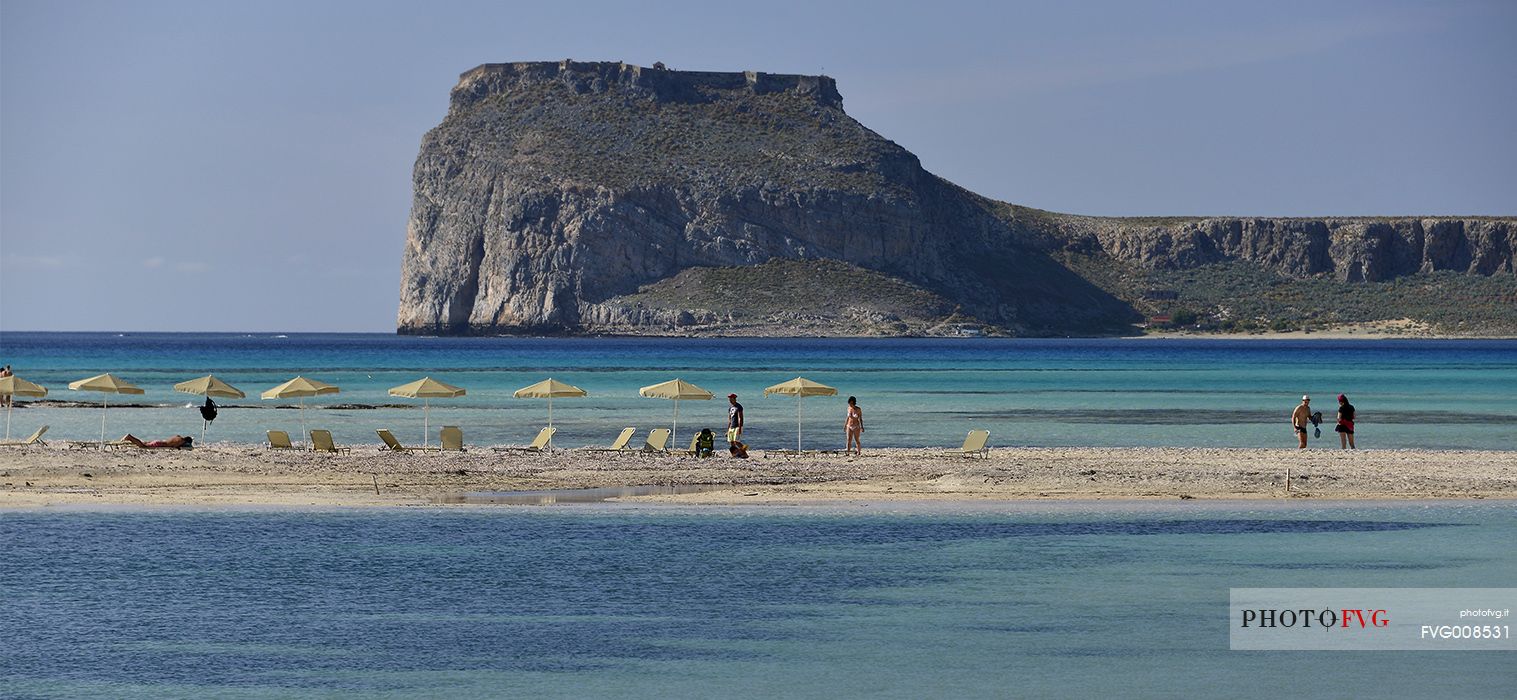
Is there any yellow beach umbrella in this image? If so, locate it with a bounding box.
[764,377,838,452]
[0,375,49,441]
[639,378,713,445]
[175,374,246,443]
[513,378,586,449]
[68,373,145,446]
[175,374,246,399]
[261,376,340,445]
[388,376,466,445]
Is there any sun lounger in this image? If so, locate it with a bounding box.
[580,427,636,453]
[493,427,556,452]
[310,429,351,453]
[267,430,296,450]
[377,428,440,453]
[640,428,671,453]
[0,425,48,447]
[440,426,464,452]
[947,429,990,458]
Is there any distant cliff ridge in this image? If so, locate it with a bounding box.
[1050,216,1514,281]
[450,61,843,112]
[398,61,1515,336]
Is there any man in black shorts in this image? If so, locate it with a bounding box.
[1291,395,1311,449]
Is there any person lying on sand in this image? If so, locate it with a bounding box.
[119,434,194,449]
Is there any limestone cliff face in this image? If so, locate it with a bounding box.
[397,61,1513,335]
[1053,217,1514,282]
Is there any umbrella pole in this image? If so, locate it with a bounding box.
[424,398,430,446]
[797,396,803,453]
[673,399,679,445]
[201,418,207,445]
[300,397,308,448]
[100,394,109,448]
[548,396,554,450]
[5,401,11,441]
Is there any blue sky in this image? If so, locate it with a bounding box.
[2,0,1513,332]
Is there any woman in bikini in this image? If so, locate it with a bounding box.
[844,396,863,456]
[120,434,193,449]
[1335,394,1356,450]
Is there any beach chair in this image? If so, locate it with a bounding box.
[267,430,296,450]
[640,428,671,453]
[93,434,150,450]
[440,426,464,452]
[494,427,556,452]
[0,425,48,447]
[684,433,700,456]
[947,429,990,459]
[581,427,636,453]
[309,429,351,453]
[376,428,440,453]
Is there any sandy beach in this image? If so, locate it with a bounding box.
[1,444,1513,507]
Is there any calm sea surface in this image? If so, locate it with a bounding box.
[2,502,1514,699]
[0,333,1512,450]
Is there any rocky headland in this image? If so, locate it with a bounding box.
[397,60,1516,337]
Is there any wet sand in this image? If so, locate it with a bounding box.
[1,444,1513,507]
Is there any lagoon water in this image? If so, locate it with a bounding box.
[2,502,1515,699]
[0,333,1514,450]
[4,334,1514,696]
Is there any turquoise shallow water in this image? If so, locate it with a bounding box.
[0,333,1513,449]
[2,502,1514,699]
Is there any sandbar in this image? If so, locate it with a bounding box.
[1,444,1513,507]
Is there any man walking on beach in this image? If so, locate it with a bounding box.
[1291,395,1312,449]
[726,393,744,444]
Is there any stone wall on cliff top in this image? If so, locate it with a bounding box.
[397,60,1514,335]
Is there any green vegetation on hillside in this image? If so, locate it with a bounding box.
[598,258,979,335]
[1066,255,1517,335]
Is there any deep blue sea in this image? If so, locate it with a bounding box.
[0,333,1513,450]
[2,502,1515,699]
